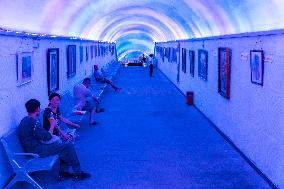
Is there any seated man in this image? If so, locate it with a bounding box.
[73,78,104,125]
[17,99,91,181]
[93,64,121,91]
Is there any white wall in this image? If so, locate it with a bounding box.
[0,33,117,187]
[156,30,284,188]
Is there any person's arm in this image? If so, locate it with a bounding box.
[33,121,52,141]
[57,127,73,141]
[59,115,80,128]
[92,95,100,104]
[48,117,58,133]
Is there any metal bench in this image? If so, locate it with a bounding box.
[1,129,58,189]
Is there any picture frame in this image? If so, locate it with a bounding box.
[80,46,83,63]
[90,45,94,59]
[189,50,195,77]
[250,50,264,85]
[218,47,231,99]
[85,46,89,61]
[181,48,186,73]
[198,49,208,80]
[67,45,76,78]
[17,52,33,86]
[47,48,59,95]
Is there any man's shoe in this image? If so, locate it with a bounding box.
[56,172,73,181]
[95,108,105,113]
[73,171,91,181]
[89,121,98,125]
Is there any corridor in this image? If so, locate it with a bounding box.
[16,66,271,189]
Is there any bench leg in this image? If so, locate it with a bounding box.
[4,170,42,189]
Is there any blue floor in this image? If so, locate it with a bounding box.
[12,66,272,188]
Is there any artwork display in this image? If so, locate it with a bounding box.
[218,47,231,99]
[198,49,208,80]
[250,50,264,85]
[181,48,186,73]
[17,52,33,86]
[67,45,76,78]
[86,46,89,61]
[90,45,93,59]
[47,48,59,95]
[80,46,83,63]
[189,50,195,77]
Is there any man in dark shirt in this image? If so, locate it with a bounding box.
[17,99,90,181]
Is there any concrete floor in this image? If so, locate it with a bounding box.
[11,66,273,188]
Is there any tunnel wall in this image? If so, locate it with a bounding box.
[0,33,117,188]
[156,30,284,188]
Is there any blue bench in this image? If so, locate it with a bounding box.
[1,129,58,189]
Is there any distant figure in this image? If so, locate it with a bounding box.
[149,54,155,78]
[17,99,91,181]
[73,78,105,125]
[93,65,121,91]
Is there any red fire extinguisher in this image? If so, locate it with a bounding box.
[186,91,193,105]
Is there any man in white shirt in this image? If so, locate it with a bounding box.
[73,78,104,125]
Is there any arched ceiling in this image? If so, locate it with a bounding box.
[1,0,284,59]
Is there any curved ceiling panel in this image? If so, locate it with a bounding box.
[0,0,284,59]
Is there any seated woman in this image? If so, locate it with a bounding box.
[93,64,121,91]
[43,93,80,143]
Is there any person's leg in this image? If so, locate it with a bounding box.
[104,78,121,91]
[84,99,98,125]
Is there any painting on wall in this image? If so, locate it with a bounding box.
[90,45,93,59]
[189,50,195,77]
[17,52,33,86]
[218,47,231,99]
[86,46,89,61]
[181,48,186,73]
[80,46,83,63]
[198,49,208,80]
[250,50,264,85]
[47,48,59,95]
[67,45,76,78]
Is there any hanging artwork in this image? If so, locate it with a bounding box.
[47,48,59,95]
[80,46,83,63]
[85,46,89,61]
[181,48,186,73]
[90,45,93,59]
[17,52,33,86]
[250,50,264,85]
[189,50,195,77]
[67,45,76,78]
[198,49,208,80]
[218,47,231,99]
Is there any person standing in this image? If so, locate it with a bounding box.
[149,54,154,78]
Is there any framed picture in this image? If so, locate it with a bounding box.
[47,48,59,95]
[250,50,264,85]
[198,49,208,80]
[181,48,186,73]
[189,50,195,77]
[80,46,83,63]
[67,45,76,78]
[17,52,33,86]
[90,45,94,59]
[218,47,231,99]
[86,46,89,61]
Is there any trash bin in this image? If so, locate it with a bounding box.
[186,91,193,105]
